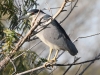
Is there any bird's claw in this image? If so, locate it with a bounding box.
[43,62,53,69]
[43,58,57,69]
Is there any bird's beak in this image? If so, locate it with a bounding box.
[18,13,30,21]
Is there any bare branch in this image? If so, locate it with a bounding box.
[79,54,100,75]
[15,54,100,75]
[52,0,68,19]
[60,0,78,24]
[45,1,53,16]
[75,64,82,75]
[54,55,100,66]
[43,5,70,10]
[73,32,100,43]
[16,65,45,75]
[63,57,80,75]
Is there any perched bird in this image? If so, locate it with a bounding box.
[20,9,78,63]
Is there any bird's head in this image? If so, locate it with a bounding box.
[19,9,44,20]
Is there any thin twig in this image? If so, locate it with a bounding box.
[12,41,41,61]
[60,0,78,24]
[63,57,80,75]
[75,64,82,75]
[54,56,100,66]
[10,59,16,75]
[79,54,100,75]
[73,32,100,43]
[45,1,53,16]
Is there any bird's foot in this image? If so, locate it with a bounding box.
[48,58,57,63]
[43,58,57,69]
[43,62,52,69]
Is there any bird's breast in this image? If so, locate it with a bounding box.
[36,31,59,50]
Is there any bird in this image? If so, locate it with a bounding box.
[20,9,78,63]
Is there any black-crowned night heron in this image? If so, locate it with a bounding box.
[20,9,78,63]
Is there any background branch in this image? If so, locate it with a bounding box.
[54,54,100,66]
[16,53,100,75]
[73,32,100,43]
[60,0,78,24]
[79,54,100,75]
[63,57,80,75]
[16,65,45,75]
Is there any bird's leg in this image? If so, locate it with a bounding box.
[51,50,59,63]
[47,48,53,61]
[44,49,59,68]
[43,48,53,68]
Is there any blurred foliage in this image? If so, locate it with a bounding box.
[2,29,19,53]
[0,0,48,75]
[0,24,4,40]
[0,0,37,30]
[0,51,47,75]
[0,0,17,18]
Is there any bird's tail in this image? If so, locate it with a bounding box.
[67,40,78,56]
